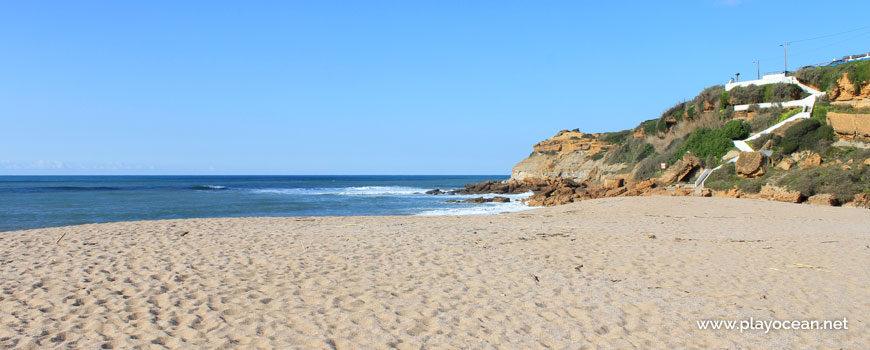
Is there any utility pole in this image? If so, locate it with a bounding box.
[779,42,788,73]
[753,60,760,79]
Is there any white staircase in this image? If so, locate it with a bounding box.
[697,75,825,188]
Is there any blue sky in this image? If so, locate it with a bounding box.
[2,0,869,175]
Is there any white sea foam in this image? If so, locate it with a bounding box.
[415,191,534,216]
[193,185,229,190]
[337,186,427,196]
[249,186,428,196]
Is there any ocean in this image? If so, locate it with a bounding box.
[0,175,532,232]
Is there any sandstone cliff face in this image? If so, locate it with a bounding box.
[827,112,870,138]
[828,74,870,101]
[511,130,621,181]
[531,130,609,153]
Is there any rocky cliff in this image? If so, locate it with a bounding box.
[511,130,622,181]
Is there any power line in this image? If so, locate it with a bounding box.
[772,25,870,72]
[788,25,870,44]
[789,29,870,58]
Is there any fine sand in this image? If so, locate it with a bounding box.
[1,196,868,349]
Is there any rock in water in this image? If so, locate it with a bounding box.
[446,196,511,204]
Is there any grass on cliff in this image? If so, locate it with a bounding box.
[776,164,870,200]
[704,163,772,193]
[750,118,836,156]
[668,119,748,165]
[794,60,870,93]
[728,83,809,105]
[827,103,870,114]
[705,146,870,200]
[776,107,802,123]
[776,119,835,156]
[604,137,655,166]
[812,98,831,123]
[747,109,781,133]
[632,138,686,180]
[599,130,632,144]
[775,146,870,200]
[637,86,726,139]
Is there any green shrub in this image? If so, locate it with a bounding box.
[812,103,828,124]
[729,84,807,105]
[729,85,764,104]
[719,106,734,120]
[762,85,775,103]
[769,83,807,102]
[795,67,825,88]
[694,85,725,110]
[656,118,668,134]
[785,119,822,139]
[662,102,687,121]
[750,132,781,150]
[722,119,751,140]
[719,91,730,110]
[640,119,658,136]
[847,60,870,94]
[776,119,835,155]
[670,128,734,165]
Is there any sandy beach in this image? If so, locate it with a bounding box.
[1,196,868,349]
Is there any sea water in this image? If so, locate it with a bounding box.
[0,175,532,232]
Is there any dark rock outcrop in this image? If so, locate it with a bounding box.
[446,196,511,204]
